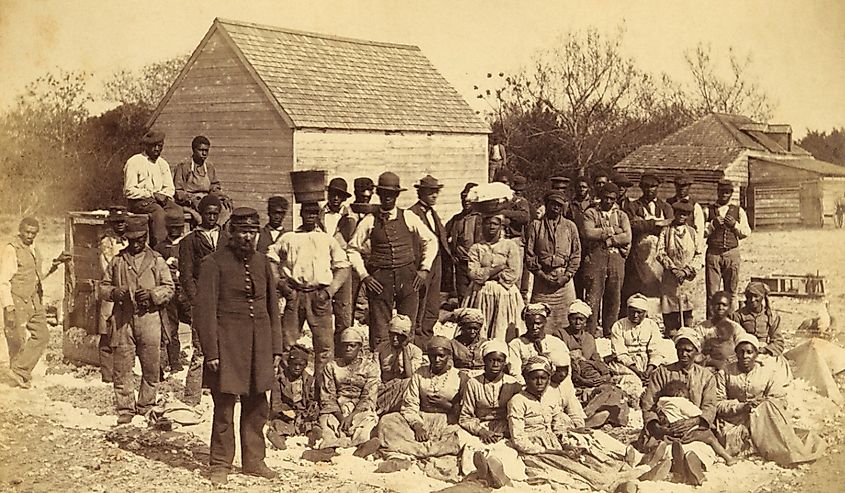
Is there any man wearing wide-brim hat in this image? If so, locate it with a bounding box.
[194,207,283,485]
[347,171,438,350]
[621,173,674,309]
[667,173,705,254]
[321,177,357,340]
[124,129,182,245]
[99,215,174,425]
[408,174,451,346]
[703,179,750,316]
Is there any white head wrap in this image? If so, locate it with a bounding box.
[626,293,650,312]
[568,299,592,318]
[481,340,508,359]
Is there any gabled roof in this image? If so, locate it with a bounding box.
[752,158,845,177]
[155,18,489,134]
[616,113,811,172]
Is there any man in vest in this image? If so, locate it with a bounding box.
[667,174,705,254]
[704,179,751,315]
[320,177,357,343]
[99,216,174,424]
[409,175,451,346]
[257,196,289,254]
[1,218,53,388]
[347,172,438,350]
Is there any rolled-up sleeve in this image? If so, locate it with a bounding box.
[347,215,375,278]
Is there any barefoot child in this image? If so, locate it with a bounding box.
[267,345,321,449]
[656,380,736,465]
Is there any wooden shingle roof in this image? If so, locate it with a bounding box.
[210,18,488,134]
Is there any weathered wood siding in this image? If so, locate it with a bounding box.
[749,159,818,184]
[821,177,845,225]
[751,185,801,227]
[152,30,293,224]
[293,130,488,221]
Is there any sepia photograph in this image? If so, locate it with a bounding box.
[0,1,843,491]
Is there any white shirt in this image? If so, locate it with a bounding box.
[123,153,175,200]
[267,226,350,288]
[347,208,438,278]
[0,243,25,307]
[507,335,571,384]
[704,203,751,239]
[198,226,220,250]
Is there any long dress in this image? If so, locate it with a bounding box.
[716,359,825,466]
[378,365,464,458]
[655,224,699,317]
[464,236,525,341]
[609,317,663,398]
[319,355,380,448]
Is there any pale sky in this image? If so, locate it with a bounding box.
[1,0,843,137]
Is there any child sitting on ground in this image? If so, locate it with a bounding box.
[656,380,737,465]
[266,345,321,449]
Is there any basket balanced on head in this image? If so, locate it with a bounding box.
[290,170,327,203]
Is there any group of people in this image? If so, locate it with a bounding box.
[1,128,825,490]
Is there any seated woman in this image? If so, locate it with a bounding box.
[716,333,824,467]
[547,351,586,429]
[375,314,424,415]
[730,281,792,381]
[507,303,570,384]
[696,291,745,371]
[378,336,465,463]
[561,300,630,428]
[319,328,380,456]
[458,340,526,487]
[448,307,487,372]
[609,294,663,398]
[463,211,524,341]
[267,345,321,449]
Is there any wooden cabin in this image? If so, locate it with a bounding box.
[148,18,490,227]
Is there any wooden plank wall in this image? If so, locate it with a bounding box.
[821,177,845,225]
[749,159,817,184]
[753,185,801,227]
[152,30,293,226]
[293,130,489,223]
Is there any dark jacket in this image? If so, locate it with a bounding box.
[624,198,674,241]
[409,201,451,261]
[179,228,227,302]
[257,224,285,255]
[194,245,283,395]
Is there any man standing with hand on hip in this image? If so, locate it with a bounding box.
[704,179,750,315]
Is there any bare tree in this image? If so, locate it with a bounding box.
[684,43,774,121]
[102,54,189,109]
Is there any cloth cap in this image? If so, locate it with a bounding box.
[376,171,407,192]
[427,335,454,353]
[543,190,568,206]
[140,129,165,144]
[672,200,695,215]
[735,333,761,351]
[107,205,128,222]
[327,177,351,198]
[125,215,149,239]
[640,173,661,187]
[522,355,552,375]
[414,174,444,190]
[717,179,735,191]
[198,194,222,213]
[549,350,571,368]
[452,307,485,327]
[549,175,571,184]
[388,314,413,337]
[230,207,260,228]
[674,174,694,186]
[744,281,769,297]
[568,299,593,318]
[354,177,374,192]
[462,182,479,194]
[165,208,185,227]
[599,183,620,197]
[268,196,289,211]
[288,344,311,361]
[626,293,650,312]
[300,202,321,213]
[481,340,509,359]
[673,328,701,351]
[611,173,633,187]
[523,302,551,319]
[512,175,527,191]
[339,327,364,344]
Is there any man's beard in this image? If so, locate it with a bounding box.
[234,240,255,256]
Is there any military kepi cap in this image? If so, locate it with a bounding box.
[125,215,149,239]
[230,207,260,228]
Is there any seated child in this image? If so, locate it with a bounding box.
[267,345,321,449]
[656,380,736,465]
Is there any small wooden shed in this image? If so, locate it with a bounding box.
[148,18,489,227]
[615,113,845,228]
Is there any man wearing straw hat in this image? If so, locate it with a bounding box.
[409,174,451,346]
[347,172,438,350]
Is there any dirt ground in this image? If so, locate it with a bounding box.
[1,216,844,493]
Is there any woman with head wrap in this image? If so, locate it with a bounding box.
[463,210,525,341]
[716,334,824,467]
[608,294,663,398]
[447,307,488,371]
[458,340,526,486]
[378,336,466,469]
[729,281,784,356]
[695,291,745,371]
[656,200,701,336]
[375,314,424,415]
[318,328,380,455]
[507,303,571,384]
